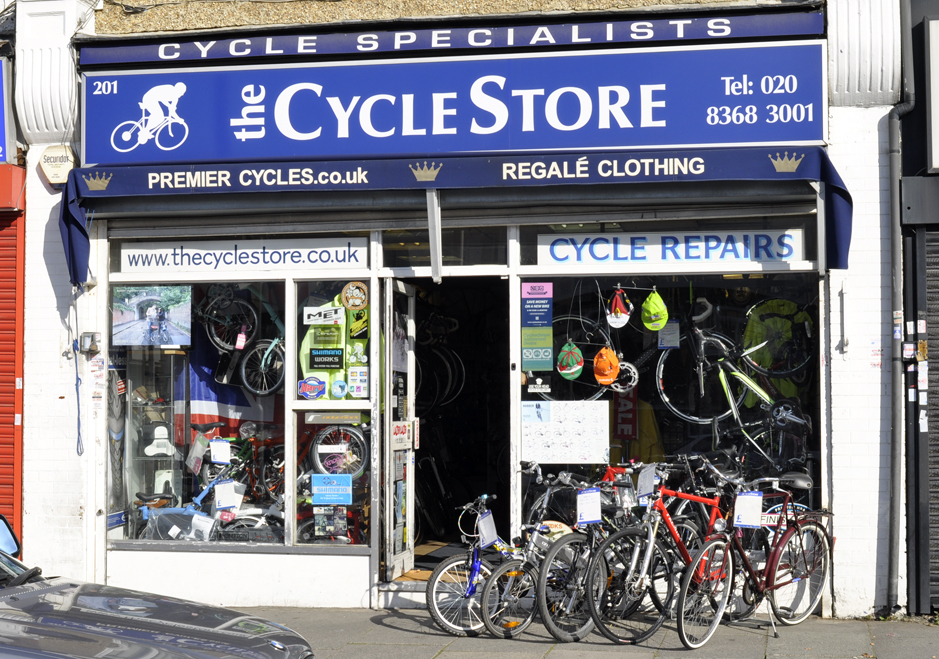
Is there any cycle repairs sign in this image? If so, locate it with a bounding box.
[121,237,368,273]
[81,41,825,166]
[538,229,804,267]
[311,474,353,504]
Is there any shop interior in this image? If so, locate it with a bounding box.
[403,276,512,574]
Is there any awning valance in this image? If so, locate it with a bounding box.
[59,146,853,286]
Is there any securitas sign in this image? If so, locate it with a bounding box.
[81,41,825,166]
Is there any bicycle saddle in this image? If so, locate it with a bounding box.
[135,492,176,505]
[778,472,813,490]
[191,421,226,433]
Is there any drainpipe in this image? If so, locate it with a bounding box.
[887,0,915,614]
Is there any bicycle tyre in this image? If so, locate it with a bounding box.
[676,536,734,649]
[308,425,369,480]
[239,339,286,396]
[724,527,769,622]
[768,520,831,625]
[437,347,466,406]
[585,527,675,645]
[538,314,613,402]
[741,298,814,379]
[110,120,140,153]
[156,118,189,151]
[426,554,494,637]
[260,444,286,499]
[203,296,259,352]
[536,531,597,642]
[481,559,539,639]
[656,331,748,425]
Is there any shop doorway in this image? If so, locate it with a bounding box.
[398,276,510,579]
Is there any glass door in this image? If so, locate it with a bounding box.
[383,280,416,580]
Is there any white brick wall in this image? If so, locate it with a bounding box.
[21,150,93,581]
[826,105,898,617]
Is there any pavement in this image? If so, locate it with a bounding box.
[239,607,938,659]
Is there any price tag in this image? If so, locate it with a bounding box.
[637,464,657,498]
[210,439,231,464]
[576,487,602,525]
[235,332,247,350]
[214,479,242,510]
[733,491,764,529]
[478,510,498,549]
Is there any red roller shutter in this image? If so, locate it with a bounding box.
[0,165,25,536]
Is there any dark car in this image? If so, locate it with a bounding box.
[0,515,314,659]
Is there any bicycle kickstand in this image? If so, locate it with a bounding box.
[763,597,780,639]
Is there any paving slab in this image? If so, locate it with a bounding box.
[238,607,939,659]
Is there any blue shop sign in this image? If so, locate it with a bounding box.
[82,41,825,166]
[311,474,353,505]
[77,11,823,65]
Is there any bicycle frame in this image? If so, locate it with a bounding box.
[653,486,724,565]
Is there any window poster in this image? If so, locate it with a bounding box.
[521,400,610,464]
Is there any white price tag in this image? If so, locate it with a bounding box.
[637,464,657,498]
[576,487,602,525]
[733,491,764,529]
[210,439,231,464]
[214,478,242,510]
[478,510,498,549]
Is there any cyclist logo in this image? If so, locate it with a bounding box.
[110,82,190,153]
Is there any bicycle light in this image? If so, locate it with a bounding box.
[713,518,727,532]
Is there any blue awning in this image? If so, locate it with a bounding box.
[59,145,853,285]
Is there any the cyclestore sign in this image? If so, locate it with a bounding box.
[538,230,805,266]
[82,41,825,166]
[121,237,368,273]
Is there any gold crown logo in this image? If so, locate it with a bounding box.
[409,161,442,182]
[768,151,804,173]
[82,172,113,191]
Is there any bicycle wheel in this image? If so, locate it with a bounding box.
[656,331,747,425]
[676,536,734,649]
[203,296,259,352]
[481,559,538,638]
[426,554,494,637]
[536,531,597,642]
[585,527,675,645]
[539,314,612,402]
[308,425,369,480]
[156,118,189,150]
[110,120,141,152]
[768,520,831,625]
[239,339,286,396]
[260,444,286,499]
[724,527,769,622]
[741,298,814,379]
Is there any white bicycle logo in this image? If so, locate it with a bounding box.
[110,104,189,153]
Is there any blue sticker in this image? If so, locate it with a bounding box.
[298,376,326,400]
[331,379,348,398]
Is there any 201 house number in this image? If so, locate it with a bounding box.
[92,80,118,95]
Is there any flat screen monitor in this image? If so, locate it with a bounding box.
[112,285,193,347]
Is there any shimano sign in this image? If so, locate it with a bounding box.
[81,41,825,166]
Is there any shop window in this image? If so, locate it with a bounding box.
[518,274,821,506]
[296,281,372,402]
[108,283,286,544]
[383,227,507,267]
[295,411,371,546]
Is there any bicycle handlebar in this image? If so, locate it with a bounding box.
[520,460,543,484]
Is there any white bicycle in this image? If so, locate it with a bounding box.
[111,104,189,153]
